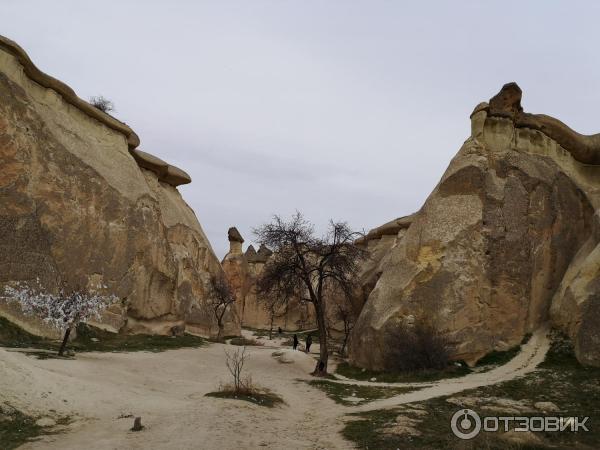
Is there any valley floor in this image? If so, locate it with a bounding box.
[1,328,597,449]
[0,337,350,449]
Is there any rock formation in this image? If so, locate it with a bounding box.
[221,228,315,331]
[349,83,600,369]
[0,35,239,338]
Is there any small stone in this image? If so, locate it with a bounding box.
[131,417,144,432]
[370,377,377,382]
[534,401,560,412]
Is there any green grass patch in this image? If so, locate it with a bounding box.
[0,408,45,450]
[0,406,70,450]
[335,361,471,384]
[308,380,417,406]
[0,316,56,350]
[0,319,206,355]
[342,333,600,449]
[336,334,532,384]
[205,389,284,408]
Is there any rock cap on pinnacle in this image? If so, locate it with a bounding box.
[228,227,244,243]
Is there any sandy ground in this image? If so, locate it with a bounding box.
[0,342,351,450]
[0,328,550,449]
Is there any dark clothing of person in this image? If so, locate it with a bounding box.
[306,334,312,353]
[278,327,282,334]
[293,334,299,350]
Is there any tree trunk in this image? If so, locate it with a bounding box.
[58,327,72,356]
[340,336,348,358]
[312,302,329,375]
[217,324,223,341]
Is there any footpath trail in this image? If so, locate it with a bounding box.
[349,327,550,412]
[0,328,550,449]
[0,342,350,450]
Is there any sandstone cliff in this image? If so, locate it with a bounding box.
[0,35,239,338]
[349,83,600,369]
[221,228,315,331]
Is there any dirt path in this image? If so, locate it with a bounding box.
[0,328,550,449]
[351,327,550,412]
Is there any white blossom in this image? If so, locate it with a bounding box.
[1,282,118,331]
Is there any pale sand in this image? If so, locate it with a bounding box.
[0,328,549,449]
[0,343,351,449]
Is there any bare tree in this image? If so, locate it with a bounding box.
[225,346,249,392]
[333,299,355,357]
[254,212,365,375]
[209,275,236,341]
[89,95,115,113]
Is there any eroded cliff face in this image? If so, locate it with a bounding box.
[349,83,600,369]
[221,228,315,331]
[0,36,239,338]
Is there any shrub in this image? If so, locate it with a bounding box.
[384,321,450,371]
[89,96,115,113]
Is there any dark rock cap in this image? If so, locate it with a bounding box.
[228,227,244,243]
[488,82,523,119]
[256,244,273,262]
[245,244,258,262]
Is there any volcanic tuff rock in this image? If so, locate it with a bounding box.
[0,35,238,338]
[349,83,600,369]
[221,229,315,331]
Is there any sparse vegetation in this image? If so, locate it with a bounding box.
[254,212,366,375]
[0,405,70,450]
[207,274,237,341]
[0,319,206,355]
[206,346,284,407]
[335,360,470,384]
[342,333,600,449]
[89,95,115,113]
[205,389,284,408]
[335,331,533,384]
[0,407,45,450]
[307,380,417,406]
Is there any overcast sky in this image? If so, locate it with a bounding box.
[2,1,600,257]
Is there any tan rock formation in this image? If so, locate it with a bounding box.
[221,229,315,331]
[0,35,238,338]
[349,83,600,369]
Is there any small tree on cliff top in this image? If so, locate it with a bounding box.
[209,274,236,341]
[89,95,115,113]
[2,283,117,356]
[254,212,365,375]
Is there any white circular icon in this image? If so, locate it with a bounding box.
[451,409,481,440]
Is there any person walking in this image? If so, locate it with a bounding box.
[293,334,299,350]
[305,334,312,353]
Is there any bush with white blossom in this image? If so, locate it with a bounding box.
[2,281,118,355]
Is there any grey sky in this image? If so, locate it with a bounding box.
[2,1,599,257]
